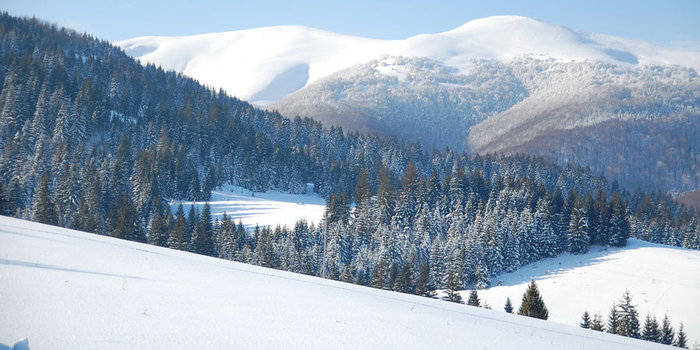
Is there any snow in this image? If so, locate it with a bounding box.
[170,183,326,230]
[0,216,676,349]
[116,16,700,104]
[472,239,700,346]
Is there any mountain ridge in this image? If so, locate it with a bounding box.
[116,15,700,104]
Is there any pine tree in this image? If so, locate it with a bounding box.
[591,313,605,331]
[168,204,187,250]
[0,182,10,216]
[675,322,688,348]
[660,314,675,345]
[192,203,214,256]
[112,194,136,240]
[414,261,433,297]
[32,172,57,225]
[608,192,630,247]
[641,313,660,342]
[567,207,590,254]
[580,311,591,329]
[148,209,168,247]
[393,258,414,294]
[607,304,621,335]
[467,290,481,307]
[504,297,513,313]
[617,290,640,338]
[517,280,548,320]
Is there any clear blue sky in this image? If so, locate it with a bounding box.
[3,0,699,48]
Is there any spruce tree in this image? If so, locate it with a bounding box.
[0,182,10,215]
[504,297,513,313]
[32,172,57,225]
[617,290,640,338]
[414,261,433,297]
[607,304,621,335]
[641,313,660,342]
[517,280,548,320]
[567,207,590,254]
[148,209,168,247]
[467,290,481,307]
[591,313,605,331]
[192,203,214,256]
[393,259,414,294]
[675,322,688,348]
[580,311,591,329]
[168,204,187,250]
[660,314,675,345]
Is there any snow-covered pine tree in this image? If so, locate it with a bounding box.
[567,207,590,254]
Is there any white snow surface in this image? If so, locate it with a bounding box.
[0,216,678,349]
[116,16,700,104]
[472,239,700,346]
[170,183,325,230]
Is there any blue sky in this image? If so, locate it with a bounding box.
[3,0,699,48]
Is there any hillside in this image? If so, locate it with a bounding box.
[117,16,700,194]
[0,216,677,349]
[474,239,700,346]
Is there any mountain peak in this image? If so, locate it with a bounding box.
[117,17,700,103]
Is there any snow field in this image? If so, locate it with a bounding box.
[169,184,326,230]
[474,239,700,346]
[0,216,674,349]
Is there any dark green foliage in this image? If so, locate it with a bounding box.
[393,258,414,294]
[192,203,214,256]
[32,172,57,225]
[467,290,481,307]
[642,314,660,342]
[607,192,630,247]
[675,323,687,348]
[617,290,640,338]
[168,204,188,250]
[606,305,621,335]
[111,193,136,241]
[504,297,513,313]
[414,261,433,297]
[517,280,548,320]
[660,314,675,345]
[590,313,605,331]
[580,311,591,329]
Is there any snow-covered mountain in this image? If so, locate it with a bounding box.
[1,216,690,349]
[116,16,700,105]
[117,16,700,194]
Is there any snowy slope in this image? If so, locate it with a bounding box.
[0,216,675,349]
[116,16,700,104]
[473,239,700,346]
[170,184,325,230]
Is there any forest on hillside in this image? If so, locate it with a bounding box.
[1,13,699,298]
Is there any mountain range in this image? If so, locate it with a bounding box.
[118,16,700,195]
